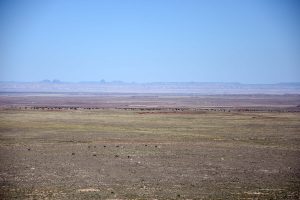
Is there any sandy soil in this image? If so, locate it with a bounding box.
[0,94,299,199]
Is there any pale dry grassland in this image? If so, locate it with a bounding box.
[0,109,299,199]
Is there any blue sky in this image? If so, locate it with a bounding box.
[0,0,299,83]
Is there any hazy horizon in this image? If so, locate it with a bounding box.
[1,0,300,83]
[1,80,300,85]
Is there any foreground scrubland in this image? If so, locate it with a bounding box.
[0,107,299,199]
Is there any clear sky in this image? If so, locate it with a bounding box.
[0,0,299,83]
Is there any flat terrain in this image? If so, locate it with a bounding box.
[0,94,300,199]
[1,93,300,109]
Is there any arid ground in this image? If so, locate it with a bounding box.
[0,94,300,199]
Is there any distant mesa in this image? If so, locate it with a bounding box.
[41,79,51,83]
[41,79,62,84]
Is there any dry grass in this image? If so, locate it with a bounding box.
[0,109,300,199]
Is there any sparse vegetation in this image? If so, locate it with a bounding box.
[0,95,300,199]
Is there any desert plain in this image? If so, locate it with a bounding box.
[0,93,299,199]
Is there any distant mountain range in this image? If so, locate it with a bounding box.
[0,81,300,94]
